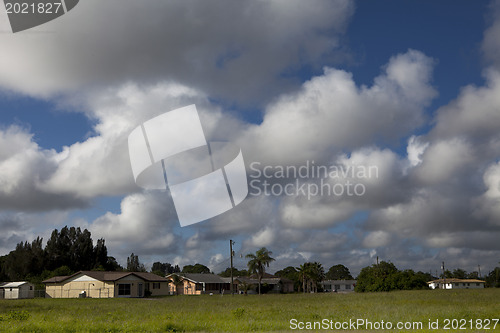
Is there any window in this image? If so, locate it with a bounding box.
[345,284,351,290]
[455,283,459,287]
[29,286,33,290]
[334,284,341,290]
[118,284,131,296]
[153,282,160,289]
[195,283,203,291]
[476,283,480,286]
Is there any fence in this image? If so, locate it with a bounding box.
[45,287,114,298]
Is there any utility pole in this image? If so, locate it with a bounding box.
[441,261,446,289]
[230,240,235,295]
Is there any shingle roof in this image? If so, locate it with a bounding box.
[43,271,169,284]
[167,273,226,284]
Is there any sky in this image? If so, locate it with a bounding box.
[1,0,500,277]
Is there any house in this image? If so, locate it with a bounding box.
[0,282,35,299]
[166,273,295,295]
[166,273,231,295]
[228,275,295,294]
[427,278,485,290]
[321,280,356,292]
[43,271,170,298]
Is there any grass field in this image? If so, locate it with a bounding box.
[0,289,499,332]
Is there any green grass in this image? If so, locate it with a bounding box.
[0,289,499,332]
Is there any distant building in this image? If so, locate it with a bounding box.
[167,273,230,295]
[321,280,356,292]
[427,278,485,290]
[166,273,294,295]
[228,275,295,294]
[43,271,170,298]
[0,282,35,299]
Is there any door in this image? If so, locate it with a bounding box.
[138,283,143,297]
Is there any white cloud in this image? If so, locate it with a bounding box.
[90,192,179,255]
[0,0,353,105]
[362,231,392,248]
[413,138,475,185]
[407,135,428,167]
[0,125,87,210]
[240,49,436,165]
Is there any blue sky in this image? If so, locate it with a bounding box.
[1,0,500,276]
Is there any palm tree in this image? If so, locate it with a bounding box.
[297,262,325,293]
[297,264,310,293]
[246,247,275,295]
[239,281,251,296]
[167,274,184,295]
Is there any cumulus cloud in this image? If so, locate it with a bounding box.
[0,0,353,105]
[90,192,179,256]
[0,126,87,210]
[3,0,500,276]
[240,49,436,165]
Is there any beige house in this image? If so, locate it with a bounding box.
[427,278,485,290]
[0,282,35,299]
[43,271,170,298]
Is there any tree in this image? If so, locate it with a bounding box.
[126,253,146,272]
[326,264,353,280]
[485,266,500,288]
[93,238,108,270]
[168,274,184,295]
[297,262,325,293]
[452,268,467,279]
[106,257,123,271]
[275,266,300,291]
[355,261,428,292]
[239,281,251,295]
[182,263,211,274]
[151,262,180,276]
[219,267,248,277]
[246,247,275,295]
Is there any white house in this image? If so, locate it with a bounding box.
[321,280,356,292]
[427,278,485,290]
[0,282,35,299]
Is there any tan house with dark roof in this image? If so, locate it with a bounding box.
[43,271,170,298]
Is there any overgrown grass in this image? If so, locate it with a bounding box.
[0,289,499,332]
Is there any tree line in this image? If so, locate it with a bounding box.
[1,232,499,292]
